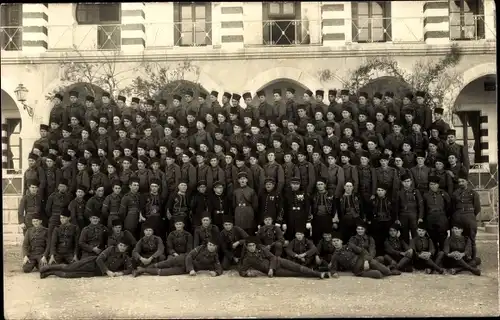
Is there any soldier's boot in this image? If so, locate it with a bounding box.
[455,259,481,276]
[425,259,445,274]
[358,270,383,279]
[157,267,186,276]
[43,271,95,278]
[395,257,411,271]
[298,265,324,279]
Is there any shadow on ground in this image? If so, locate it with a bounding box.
[3,241,499,318]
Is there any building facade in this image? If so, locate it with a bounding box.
[0,1,496,190]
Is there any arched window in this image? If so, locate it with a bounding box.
[75,3,120,25]
[450,0,485,40]
[352,2,391,43]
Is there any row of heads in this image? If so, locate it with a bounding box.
[54,88,431,105]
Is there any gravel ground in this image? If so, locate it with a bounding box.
[3,241,499,319]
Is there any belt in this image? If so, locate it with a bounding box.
[238,203,246,207]
[216,210,224,214]
[292,207,300,210]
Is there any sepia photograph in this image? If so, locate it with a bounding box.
[1,1,498,318]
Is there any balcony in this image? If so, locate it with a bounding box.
[450,14,491,41]
[47,24,121,51]
[0,26,22,51]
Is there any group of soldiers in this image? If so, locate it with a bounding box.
[20,86,482,280]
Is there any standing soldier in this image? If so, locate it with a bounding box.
[263,150,285,194]
[258,90,276,120]
[367,184,396,256]
[166,181,191,231]
[43,154,62,200]
[423,176,451,252]
[23,153,46,196]
[410,152,431,195]
[337,181,362,242]
[18,179,43,234]
[375,154,399,201]
[119,177,142,238]
[21,213,49,273]
[325,154,345,199]
[46,179,73,240]
[232,172,258,235]
[283,177,310,241]
[451,171,481,260]
[219,215,248,270]
[396,173,424,245]
[165,152,182,196]
[141,178,165,240]
[445,129,469,173]
[102,181,123,229]
[258,178,284,225]
[296,149,316,195]
[357,151,377,216]
[310,178,335,244]
[207,181,231,230]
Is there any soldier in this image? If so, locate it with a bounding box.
[368,184,396,256]
[337,181,362,242]
[186,238,223,277]
[89,158,109,194]
[180,150,197,193]
[431,157,454,195]
[43,154,62,199]
[375,223,413,272]
[74,158,91,193]
[22,213,49,273]
[46,178,73,239]
[409,222,445,274]
[396,173,424,245]
[314,230,336,272]
[258,177,284,225]
[79,212,108,258]
[285,227,317,267]
[166,181,191,231]
[310,178,335,244]
[375,154,399,201]
[107,219,137,251]
[23,153,46,196]
[325,154,345,199]
[102,181,123,229]
[445,129,469,173]
[219,215,248,270]
[296,149,315,195]
[165,151,182,196]
[193,212,220,247]
[357,151,376,216]
[239,236,328,279]
[18,179,43,235]
[68,185,87,230]
[431,107,450,141]
[329,230,396,279]
[41,236,133,279]
[451,171,481,260]
[256,214,285,257]
[165,216,194,261]
[132,221,166,268]
[232,171,258,235]
[435,222,481,276]
[141,178,165,239]
[84,185,105,226]
[49,209,79,265]
[423,175,451,252]
[119,177,142,238]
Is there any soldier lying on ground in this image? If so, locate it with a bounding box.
[239,236,329,279]
[40,236,133,278]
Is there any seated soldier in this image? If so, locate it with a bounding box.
[78,212,108,258]
[22,213,49,273]
[409,222,445,274]
[284,226,318,267]
[256,214,285,257]
[186,237,223,277]
[315,229,336,272]
[40,236,133,279]
[239,236,329,279]
[376,222,413,272]
[193,212,220,247]
[166,216,194,260]
[435,222,481,276]
[329,231,399,279]
[220,215,248,270]
[49,209,79,265]
[348,219,377,262]
[132,221,166,267]
[107,219,137,253]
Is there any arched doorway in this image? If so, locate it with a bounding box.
[251,78,309,105]
[358,76,412,98]
[1,89,23,194]
[454,74,496,170]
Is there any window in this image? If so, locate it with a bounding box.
[352,2,391,43]
[1,4,22,51]
[174,3,212,46]
[263,2,308,45]
[450,0,485,40]
[5,118,21,171]
[75,3,121,49]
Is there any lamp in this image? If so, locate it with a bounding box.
[14,83,33,118]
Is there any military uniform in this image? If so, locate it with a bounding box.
[46,190,73,239]
[132,234,166,266]
[119,190,142,237]
[396,187,424,245]
[194,222,220,247]
[423,187,451,252]
[285,237,317,267]
[283,186,310,241]
[79,223,108,258]
[22,223,50,273]
[220,219,248,269]
[368,195,396,256]
[256,224,285,257]
[451,184,480,259]
[185,245,223,275]
[166,228,193,258]
[102,192,123,229]
[50,220,80,264]
[409,227,444,273]
[310,190,335,244]
[166,191,191,231]
[435,232,481,275]
[337,193,362,242]
[18,191,43,233]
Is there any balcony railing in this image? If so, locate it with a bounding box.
[47,24,121,51]
[263,20,311,46]
[450,14,489,41]
[0,26,22,51]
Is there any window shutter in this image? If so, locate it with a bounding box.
[205,3,212,45]
[263,2,271,44]
[174,3,181,45]
[384,2,392,41]
[352,2,359,42]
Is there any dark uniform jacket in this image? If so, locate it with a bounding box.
[410,235,435,255]
[384,236,410,257]
[166,230,193,255]
[256,225,284,247]
[68,197,87,222]
[18,193,44,224]
[451,187,481,216]
[107,230,137,248]
[50,223,80,257]
[395,188,424,221]
[316,238,335,262]
[23,226,50,258]
[348,234,376,259]
[46,191,73,217]
[79,223,108,254]
[258,190,284,223]
[186,245,223,275]
[423,189,451,220]
[443,235,472,258]
[96,246,134,275]
[220,226,248,259]
[132,235,165,259]
[194,225,220,247]
[102,193,123,221]
[285,238,318,258]
[239,245,277,276]
[329,245,358,272]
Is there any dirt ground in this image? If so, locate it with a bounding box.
[3,241,499,319]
